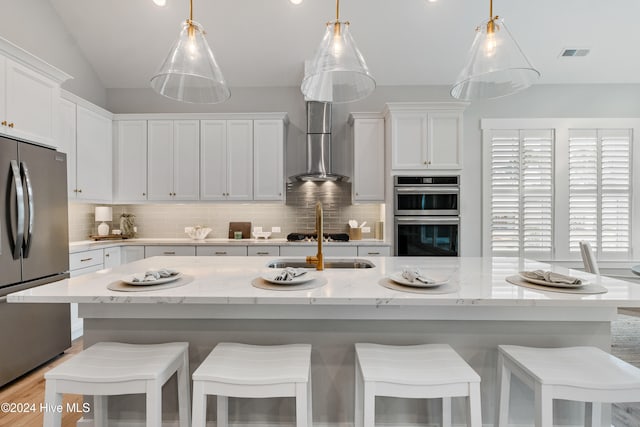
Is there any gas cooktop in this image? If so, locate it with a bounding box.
[286,233,350,242]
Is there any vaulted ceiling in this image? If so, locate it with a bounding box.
[49,0,640,89]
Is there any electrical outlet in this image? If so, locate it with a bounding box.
[362,226,371,233]
[271,226,281,233]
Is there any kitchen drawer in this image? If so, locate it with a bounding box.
[279,246,358,257]
[70,249,104,271]
[196,246,248,256]
[357,246,391,257]
[145,246,196,257]
[247,246,279,257]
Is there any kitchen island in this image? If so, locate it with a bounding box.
[9,256,640,427]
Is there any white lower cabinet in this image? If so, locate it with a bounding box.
[103,246,121,268]
[357,246,391,256]
[145,246,196,257]
[279,246,358,257]
[196,246,248,256]
[247,246,280,257]
[121,245,145,264]
[69,248,105,340]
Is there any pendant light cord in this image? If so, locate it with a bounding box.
[189,0,193,23]
[336,0,340,21]
[489,0,492,19]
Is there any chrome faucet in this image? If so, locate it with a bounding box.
[306,201,324,271]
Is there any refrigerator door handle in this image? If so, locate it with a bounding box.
[20,161,34,258]
[9,160,24,260]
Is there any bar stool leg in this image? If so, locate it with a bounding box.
[217,395,229,427]
[363,382,375,427]
[354,357,364,427]
[94,396,107,427]
[468,383,482,427]
[296,381,309,427]
[307,371,313,427]
[43,382,62,427]
[191,381,207,427]
[177,351,190,427]
[496,352,511,427]
[585,402,602,427]
[442,397,452,427]
[146,382,162,427]
[534,383,553,427]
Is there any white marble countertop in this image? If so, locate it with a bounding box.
[9,256,640,308]
[69,238,389,253]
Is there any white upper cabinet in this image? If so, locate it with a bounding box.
[253,119,284,201]
[60,92,113,203]
[114,120,147,202]
[148,120,200,201]
[201,119,253,201]
[349,113,385,202]
[385,102,467,170]
[75,105,112,202]
[0,38,71,148]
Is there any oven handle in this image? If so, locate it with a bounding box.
[395,216,460,225]
[395,187,459,194]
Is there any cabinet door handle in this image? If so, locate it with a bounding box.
[256,252,269,255]
[78,189,82,193]
[215,251,227,255]
[163,251,176,255]
[8,122,14,128]
[142,192,146,196]
[1,121,6,126]
[80,257,93,262]
[105,253,110,257]
[367,252,380,255]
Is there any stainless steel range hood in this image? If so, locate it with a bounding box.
[290,101,347,182]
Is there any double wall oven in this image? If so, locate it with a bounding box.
[394,176,460,256]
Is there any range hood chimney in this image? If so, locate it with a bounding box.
[290,101,347,182]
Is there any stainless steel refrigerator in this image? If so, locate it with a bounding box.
[0,136,70,387]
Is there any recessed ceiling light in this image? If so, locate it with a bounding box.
[560,48,590,57]
[289,0,303,4]
[153,0,167,6]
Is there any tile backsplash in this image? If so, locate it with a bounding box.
[68,181,384,241]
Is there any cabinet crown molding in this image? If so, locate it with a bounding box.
[348,112,384,124]
[383,102,469,115]
[0,36,72,83]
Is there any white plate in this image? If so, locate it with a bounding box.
[122,272,182,286]
[389,272,448,288]
[261,271,315,285]
[518,273,587,288]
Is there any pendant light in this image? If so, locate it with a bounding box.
[450,0,540,100]
[150,0,230,103]
[301,0,375,103]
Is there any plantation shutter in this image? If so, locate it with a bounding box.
[489,129,554,257]
[569,129,631,255]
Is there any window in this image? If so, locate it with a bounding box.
[482,119,637,260]
[488,129,554,258]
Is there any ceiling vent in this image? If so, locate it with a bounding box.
[560,48,590,57]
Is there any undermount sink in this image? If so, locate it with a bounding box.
[267,258,375,269]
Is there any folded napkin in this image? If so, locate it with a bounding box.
[401,268,435,284]
[274,268,307,282]
[520,270,582,285]
[131,268,179,283]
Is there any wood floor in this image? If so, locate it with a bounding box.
[2,318,640,427]
[0,338,83,427]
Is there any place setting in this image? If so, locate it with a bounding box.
[252,267,327,291]
[506,270,607,294]
[379,267,459,294]
[108,268,193,292]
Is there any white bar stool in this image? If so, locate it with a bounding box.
[43,342,190,427]
[192,342,312,427]
[497,345,640,427]
[354,343,482,427]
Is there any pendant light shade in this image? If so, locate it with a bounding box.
[451,9,540,100]
[301,1,375,103]
[150,2,230,104]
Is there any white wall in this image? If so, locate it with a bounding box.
[0,0,106,107]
